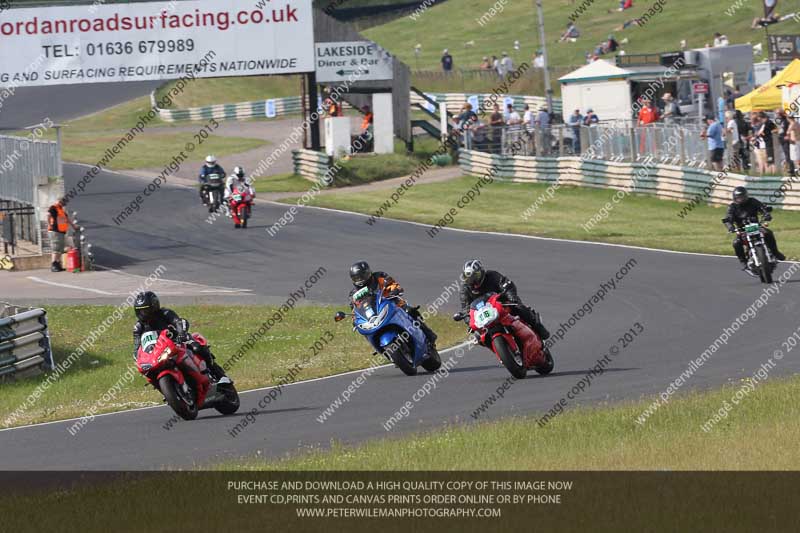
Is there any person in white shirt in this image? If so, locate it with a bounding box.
[506,104,522,125]
[725,110,740,169]
[533,51,545,68]
[500,52,513,76]
[713,32,729,47]
[523,104,534,129]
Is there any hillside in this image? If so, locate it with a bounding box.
[363,0,778,70]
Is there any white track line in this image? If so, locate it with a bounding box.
[263,199,800,265]
[26,276,115,295]
[0,341,473,433]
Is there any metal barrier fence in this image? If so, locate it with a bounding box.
[0,134,60,205]
[463,122,710,167]
[0,201,39,254]
[0,303,54,382]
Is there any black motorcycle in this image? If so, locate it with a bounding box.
[723,210,778,284]
[201,173,225,213]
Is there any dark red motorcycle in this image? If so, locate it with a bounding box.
[229,185,253,229]
[136,326,240,420]
[454,290,554,379]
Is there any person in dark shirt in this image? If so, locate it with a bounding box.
[441,49,453,72]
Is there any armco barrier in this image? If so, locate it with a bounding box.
[292,149,332,182]
[458,150,800,210]
[151,89,562,123]
[0,303,53,382]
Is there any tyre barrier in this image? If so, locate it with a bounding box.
[458,150,800,210]
[0,303,54,382]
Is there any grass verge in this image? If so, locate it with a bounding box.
[252,173,316,194]
[60,97,268,170]
[225,373,800,470]
[0,305,465,428]
[288,176,800,257]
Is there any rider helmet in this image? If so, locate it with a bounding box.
[350,261,372,288]
[462,259,485,289]
[234,166,245,179]
[205,155,217,167]
[134,291,161,322]
[733,186,748,205]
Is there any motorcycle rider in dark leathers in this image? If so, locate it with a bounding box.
[198,155,226,205]
[458,259,551,341]
[724,186,786,269]
[132,291,227,380]
[348,261,438,348]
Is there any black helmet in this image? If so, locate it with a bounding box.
[733,186,748,205]
[462,259,485,288]
[134,291,160,322]
[349,261,372,288]
[234,166,245,179]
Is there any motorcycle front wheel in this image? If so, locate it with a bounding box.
[421,346,442,372]
[385,339,417,376]
[159,375,198,421]
[755,246,773,284]
[493,336,527,379]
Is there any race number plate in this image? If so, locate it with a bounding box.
[141,331,159,352]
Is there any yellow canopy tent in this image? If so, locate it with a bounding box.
[736,59,800,112]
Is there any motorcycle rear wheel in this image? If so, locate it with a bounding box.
[159,375,198,421]
[493,336,527,379]
[755,246,773,284]
[385,339,417,376]
[215,383,241,415]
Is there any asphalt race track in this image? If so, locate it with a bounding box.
[1,161,800,469]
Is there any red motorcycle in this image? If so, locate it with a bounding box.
[454,289,554,379]
[136,325,240,420]
[229,185,253,229]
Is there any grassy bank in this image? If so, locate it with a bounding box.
[0,305,464,428]
[227,373,800,470]
[60,97,267,170]
[290,176,800,257]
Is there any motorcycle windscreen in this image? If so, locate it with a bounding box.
[137,330,160,371]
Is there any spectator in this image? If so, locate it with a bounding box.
[441,49,453,72]
[712,32,729,47]
[752,0,780,28]
[702,115,725,172]
[776,108,795,176]
[788,114,800,175]
[758,111,777,174]
[533,50,545,68]
[489,103,505,153]
[506,104,522,126]
[492,55,500,77]
[606,35,620,53]
[324,97,342,117]
[750,113,768,175]
[501,52,513,76]
[584,108,599,125]
[661,93,681,124]
[523,104,534,128]
[618,0,634,10]
[725,110,741,169]
[479,56,492,70]
[568,109,583,152]
[471,120,490,152]
[637,98,659,125]
[559,23,580,42]
[535,106,551,155]
[457,102,478,131]
[47,197,78,272]
[735,110,752,170]
[496,55,507,79]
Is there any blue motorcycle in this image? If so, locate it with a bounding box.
[334,287,441,376]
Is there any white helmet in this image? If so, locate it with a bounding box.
[205,155,217,166]
[234,166,245,179]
